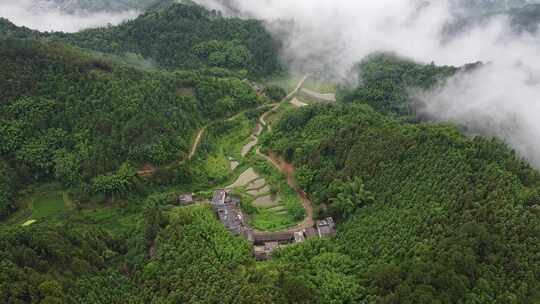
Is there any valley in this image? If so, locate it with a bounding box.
[1,1,540,304]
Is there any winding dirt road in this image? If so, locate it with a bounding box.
[252,75,315,234]
[259,75,309,132]
[188,127,206,160]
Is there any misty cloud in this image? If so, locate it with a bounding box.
[0,0,139,32]
[196,0,540,167]
[417,62,540,166]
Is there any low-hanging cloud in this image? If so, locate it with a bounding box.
[0,0,139,32]
[196,0,540,167]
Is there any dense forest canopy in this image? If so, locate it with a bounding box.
[0,3,283,78]
[339,54,458,117]
[31,0,164,12]
[262,103,540,303]
[0,38,264,216]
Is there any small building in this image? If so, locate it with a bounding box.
[265,241,279,252]
[212,189,227,206]
[254,231,294,245]
[244,228,255,243]
[177,193,194,205]
[211,190,251,237]
[243,79,264,96]
[316,217,337,238]
[304,227,318,238]
[294,231,306,243]
[253,241,280,260]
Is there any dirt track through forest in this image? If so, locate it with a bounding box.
[188,127,206,160]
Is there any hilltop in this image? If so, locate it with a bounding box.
[0,2,283,78]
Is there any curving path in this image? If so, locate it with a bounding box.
[188,127,206,160]
[247,75,314,234]
[259,75,309,133]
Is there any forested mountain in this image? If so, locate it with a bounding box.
[30,0,163,13]
[0,38,262,217]
[63,3,282,78]
[0,205,281,303]
[0,18,42,40]
[262,103,540,302]
[445,1,540,36]
[2,1,540,303]
[0,222,141,303]
[339,54,458,117]
[0,3,283,78]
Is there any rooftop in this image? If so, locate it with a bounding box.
[212,189,226,206]
[177,193,194,205]
[316,217,337,237]
[294,231,306,243]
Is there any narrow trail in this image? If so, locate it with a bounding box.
[188,127,206,160]
[259,74,309,131]
[137,126,204,176]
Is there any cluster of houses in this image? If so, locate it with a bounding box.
[207,189,337,260]
[211,189,255,242]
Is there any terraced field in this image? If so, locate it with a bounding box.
[222,76,315,231]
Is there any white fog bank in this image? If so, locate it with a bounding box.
[0,0,139,32]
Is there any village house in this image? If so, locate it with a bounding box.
[294,231,306,243]
[177,193,194,205]
[316,217,337,238]
[211,189,254,241]
[253,241,280,260]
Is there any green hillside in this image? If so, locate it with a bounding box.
[339,54,458,117]
[262,103,540,303]
[0,38,263,217]
[1,2,540,303]
[0,3,283,78]
[37,0,163,12]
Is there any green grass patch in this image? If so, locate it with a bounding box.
[87,209,141,233]
[205,154,231,182]
[264,75,303,93]
[31,192,68,218]
[7,184,74,223]
[221,115,254,160]
[251,209,296,231]
[296,94,316,105]
[265,102,295,126]
[2,182,142,235]
[6,200,141,236]
[191,114,258,189]
[241,154,305,231]
[303,76,337,94]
